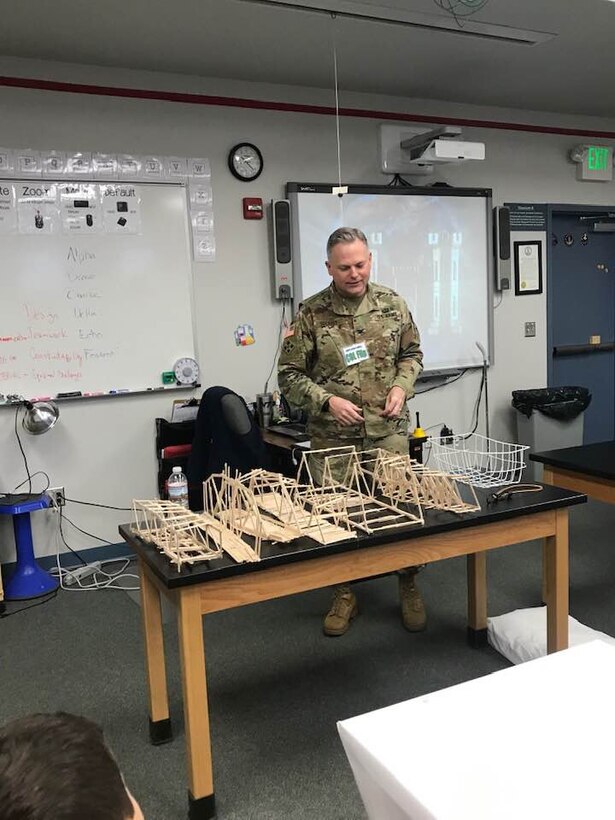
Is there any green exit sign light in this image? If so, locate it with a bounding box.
[588,146,609,170]
[579,145,613,181]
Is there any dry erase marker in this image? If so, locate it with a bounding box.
[32,396,52,401]
[84,392,104,397]
[56,391,82,398]
[109,389,130,394]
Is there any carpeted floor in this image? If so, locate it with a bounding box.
[2,497,615,819]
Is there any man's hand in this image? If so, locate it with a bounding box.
[328,396,364,426]
[380,385,406,419]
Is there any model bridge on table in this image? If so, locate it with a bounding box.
[132,446,480,570]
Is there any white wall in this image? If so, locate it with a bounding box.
[2,56,615,562]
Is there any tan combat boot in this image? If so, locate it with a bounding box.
[399,571,426,632]
[323,585,358,636]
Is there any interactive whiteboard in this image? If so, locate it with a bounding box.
[0,180,196,400]
[287,183,493,375]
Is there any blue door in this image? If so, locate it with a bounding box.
[548,208,615,443]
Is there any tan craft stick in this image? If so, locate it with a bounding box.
[133,446,480,573]
[132,500,223,570]
[298,447,423,533]
[241,468,356,544]
[362,449,480,513]
[202,470,262,560]
[132,499,261,567]
[297,446,480,532]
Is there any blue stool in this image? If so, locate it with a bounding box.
[0,494,59,600]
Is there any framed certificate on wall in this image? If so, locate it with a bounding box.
[514,240,543,295]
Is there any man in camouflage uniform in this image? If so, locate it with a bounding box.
[277,227,426,636]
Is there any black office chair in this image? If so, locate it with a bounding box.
[186,386,269,510]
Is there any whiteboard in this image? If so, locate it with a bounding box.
[287,183,494,375]
[0,180,196,399]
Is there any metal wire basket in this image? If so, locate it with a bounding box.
[428,433,529,489]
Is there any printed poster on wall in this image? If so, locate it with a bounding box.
[0,182,16,234]
[17,182,60,235]
[59,183,102,234]
[101,183,142,234]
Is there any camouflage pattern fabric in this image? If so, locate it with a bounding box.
[278,282,423,442]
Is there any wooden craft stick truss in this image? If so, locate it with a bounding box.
[132,500,224,570]
[132,447,479,571]
[406,460,480,514]
[241,468,356,545]
[296,447,423,533]
[360,449,480,515]
[203,467,305,560]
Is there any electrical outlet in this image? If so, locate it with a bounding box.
[48,486,65,507]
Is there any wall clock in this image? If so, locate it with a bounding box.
[228,142,263,182]
[173,357,200,385]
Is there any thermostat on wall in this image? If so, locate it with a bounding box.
[173,357,200,385]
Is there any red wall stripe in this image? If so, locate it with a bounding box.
[1,74,615,139]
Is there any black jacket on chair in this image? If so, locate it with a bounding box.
[186,386,269,510]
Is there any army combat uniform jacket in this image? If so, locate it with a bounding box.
[277,282,423,441]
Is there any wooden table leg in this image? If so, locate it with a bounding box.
[541,468,555,605]
[178,586,215,820]
[544,508,569,653]
[541,541,549,606]
[138,560,173,745]
[467,552,488,647]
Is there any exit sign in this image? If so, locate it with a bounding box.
[588,146,610,170]
[579,145,613,181]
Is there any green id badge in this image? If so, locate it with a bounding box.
[343,342,369,366]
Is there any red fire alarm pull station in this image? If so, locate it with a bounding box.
[243,197,263,219]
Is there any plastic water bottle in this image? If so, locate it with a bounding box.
[168,466,189,509]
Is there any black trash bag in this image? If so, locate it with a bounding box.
[512,386,592,420]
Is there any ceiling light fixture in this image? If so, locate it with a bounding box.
[239,0,556,45]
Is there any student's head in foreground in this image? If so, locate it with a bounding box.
[0,712,144,820]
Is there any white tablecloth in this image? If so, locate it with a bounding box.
[338,640,615,820]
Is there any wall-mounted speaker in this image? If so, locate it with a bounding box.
[493,206,511,291]
[271,199,293,300]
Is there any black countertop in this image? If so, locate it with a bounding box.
[120,483,585,590]
[531,441,615,481]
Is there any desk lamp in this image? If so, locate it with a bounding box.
[1,400,61,601]
[22,400,59,435]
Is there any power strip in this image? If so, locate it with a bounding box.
[64,562,101,586]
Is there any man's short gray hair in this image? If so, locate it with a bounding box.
[326,227,368,257]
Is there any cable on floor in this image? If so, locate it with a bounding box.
[47,497,139,591]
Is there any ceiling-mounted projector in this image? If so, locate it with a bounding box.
[401,126,485,166]
[380,124,485,174]
[405,138,485,163]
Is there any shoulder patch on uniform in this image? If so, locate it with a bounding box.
[282,338,296,354]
